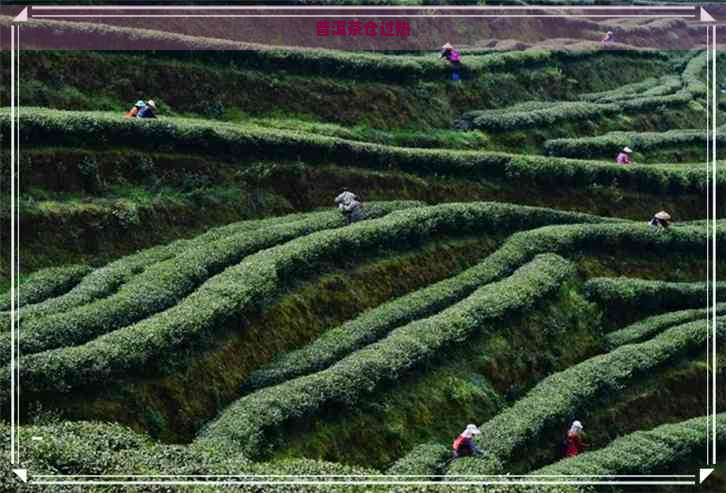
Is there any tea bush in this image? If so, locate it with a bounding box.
[545,128,725,159]
[457,317,725,474]
[533,413,726,477]
[2,109,719,195]
[386,443,451,478]
[0,202,415,365]
[606,303,726,348]
[458,92,693,132]
[0,264,91,312]
[245,204,615,391]
[196,254,578,459]
[584,277,726,317]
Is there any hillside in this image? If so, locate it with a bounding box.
[1,13,724,493]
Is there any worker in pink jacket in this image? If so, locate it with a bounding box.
[616,146,633,164]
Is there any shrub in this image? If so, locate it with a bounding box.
[606,303,726,348]
[1,211,316,327]
[0,202,415,364]
[2,109,720,195]
[196,254,578,459]
[386,443,451,478]
[544,128,724,160]
[533,413,726,477]
[457,317,725,474]
[0,264,91,312]
[244,206,618,391]
[460,102,622,133]
[584,277,726,319]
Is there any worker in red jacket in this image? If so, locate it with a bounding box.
[565,420,585,457]
[452,424,483,459]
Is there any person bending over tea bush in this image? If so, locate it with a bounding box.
[452,424,483,459]
[563,420,586,458]
[440,43,462,82]
[616,146,633,164]
[334,188,363,225]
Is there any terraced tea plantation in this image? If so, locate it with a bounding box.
[1,16,725,493]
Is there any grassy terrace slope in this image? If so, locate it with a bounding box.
[3,20,721,488]
[4,210,722,489]
[7,203,617,442]
[4,109,719,202]
[2,45,716,283]
[196,221,722,468]
[4,102,717,279]
[0,38,677,128]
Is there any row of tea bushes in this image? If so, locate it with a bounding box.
[3,109,719,195]
[450,317,724,474]
[0,264,91,312]
[533,412,726,477]
[544,128,726,160]
[584,277,726,322]
[579,76,682,104]
[0,207,411,363]
[3,203,542,402]
[2,211,312,326]
[244,204,614,391]
[606,303,726,348]
[457,91,693,133]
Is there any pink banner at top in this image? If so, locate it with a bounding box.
[0,5,724,51]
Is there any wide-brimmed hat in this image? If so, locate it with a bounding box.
[654,211,672,221]
[463,424,481,437]
[135,100,146,108]
[623,146,633,153]
[442,43,453,50]
[570,420,584,433]
[147,100,157,109]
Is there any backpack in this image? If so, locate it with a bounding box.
[449,51,461,62]
[452,435,466,452]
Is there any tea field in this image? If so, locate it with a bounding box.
[0,14,724,493]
